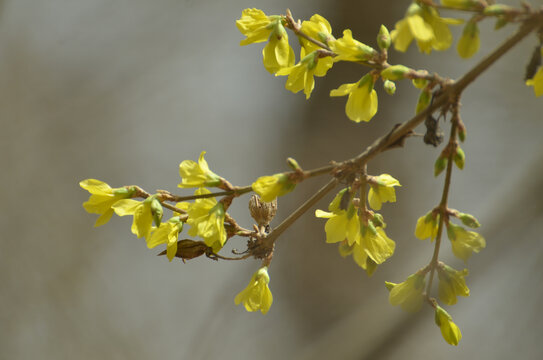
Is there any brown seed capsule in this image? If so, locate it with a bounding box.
[158,239,208,261]
[248,194,277,227]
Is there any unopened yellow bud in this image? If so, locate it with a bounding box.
[377,24,391,50]
[381,65,411,81]
[434,156,448,177]
[457,20,480,59]
[483,4,513,16]
[434,306,462,345]
[383,80,396,95]
[150,197,163,227]
[458,212,480,228]
[454,146,465,170]
[416,90,431,114]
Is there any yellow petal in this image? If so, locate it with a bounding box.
[112,199,140,216]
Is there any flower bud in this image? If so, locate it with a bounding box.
[286,157,301,171]
[454,146,465,170]
[383,80,396,95]
[434,156,448,177]
[150,197,163,227]
[377,24,391,50]
[412,78,428,89]
[381,65,410,81]
[416,90,431,114]
[483,4,513,16]
[458,212,480,228]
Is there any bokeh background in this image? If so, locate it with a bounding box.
[1,0,543,359]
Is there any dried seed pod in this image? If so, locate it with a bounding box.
[248,194,277,227]
[158,239,208,261]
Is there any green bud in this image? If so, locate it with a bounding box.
[458,212,480,228]
[113,186,136,197]
[412,78,428,89]
[150,197,163,227]
[483,4,512,16]
[287,157,301,171]
[416,90,431,114]
[381,65,411,81]
[371,213,385,228]
[494,16,508,30]
[458,125,466,142]
[434,156,448,177]
[377,24,391,50]
[383,80,396,95]
[454,146,465,170]
[457,21,480,59]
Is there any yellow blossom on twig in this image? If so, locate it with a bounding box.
[178,151,221,188]
[437,264,470,305]
[385,273,426,312]
[415,211,440,241]
[391,3,462,54]
[80,179,135,227]
[330,73,378,123]
[147,217,184,261]
[446,223,486,262]
[435,305,462,346]
[252,173,296,203]
[367,174,401,210]
[112,197,155,239]
[235,266,273,314]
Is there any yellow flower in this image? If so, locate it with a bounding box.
[437,264,469,305]
[385,273,426,312]
[435,306,462,346]
[415,211,440,241]
[80,179,135,227]
[300,14,334,54]
[360,223,395,265]
[526,48,543,97]
[276,50,332,99]
[112,198,154,239]
[235,266,273,314]
[236,9,295,74]
[446,223,486,262]
[252,173,296,203]
[147,217,184,261]
[178,151,221,189]
[391,3,462,54]
[329,29,377,62]
[351,242,379,276]
[368,174,401,210]
[236,8,274,45]
[330,73,378,123]
[457,20,480,59]
[181,188,226,252]
[315,188,360,246]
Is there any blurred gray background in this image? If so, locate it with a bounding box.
[1,0,542,359]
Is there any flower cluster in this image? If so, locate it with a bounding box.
[315,183,398,276]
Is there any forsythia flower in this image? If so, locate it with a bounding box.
[182,188,227,252]
[437,264,469,305]
[391,3,462,54]
[178,151,221,188]
[80,179,135,227]
[112,197,155,239]
[415,211,440,241]
[235,266,273,314]
[236,8,295,74]
[147,217,184,261]
[435,306,462,346]
[276,50,332,99]
[526,48,543,97]
[330,73,378,123]
[329,29,377,62]
[457,20,480,59]
[315,188,360,245]
[385,273,426,312]
[446,223,486,262]
[252,173,296,203]
[360,222,395,265]
[299,14,335,77]
[367,174,401,210]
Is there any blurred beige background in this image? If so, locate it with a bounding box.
[1,0,542,359]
